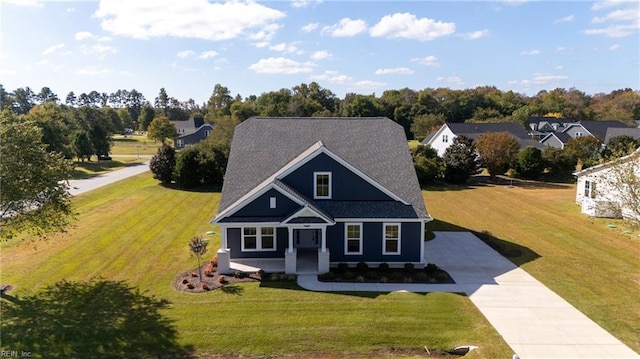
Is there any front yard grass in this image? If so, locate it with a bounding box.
[110,134,161,156]
[71,157,147,179]
[424,178,640,353]
[0,173,511,358]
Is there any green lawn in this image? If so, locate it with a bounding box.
[110,134,162,156]
[71,158,147,179]
[425,179,640,353]
[0,173,512,358]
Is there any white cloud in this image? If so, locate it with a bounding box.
[584,24,638,37]
[301,23,319,32]
[248,57,315,74]
[411,55,439,67]
[556,46,569,52]
[554,14,575,24]
[375,67,414,75]
[369,13,455,41]
[458,29,490,40]
[310,50,332,61]
[76,66,113,76]
[322,18,368,37]
[609,44,622,50]
[198,51,219,59]
[510,74,569,87]
[520,49,540,55]
[269,42,300,54]
[177,50,195,58]
[291,0,321,8]
[592,8,639,23]
[75,31,112,42]
[248,23,280,42]
[42,43,65,55]
[81,44,118,56]
[94,0,285,41]
[66,7,76,13]
[254,41,270,48]
[310,70,353,84]
[592,0,629,11]
[437,76,464,86]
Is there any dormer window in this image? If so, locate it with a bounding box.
[314,172,331,199]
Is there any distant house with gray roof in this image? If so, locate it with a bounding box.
[421,122,543,156]
[212,117,432,275]
[170,116,213,149]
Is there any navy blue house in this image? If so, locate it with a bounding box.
[212,117,432,274]
[171,117,214,149]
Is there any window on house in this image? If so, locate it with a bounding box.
[205,130,211,137]
[576,132,583,137]
[176,139,184,147]
[383,223,401,255]
[345,223,362,255]
[314,172,331,199]
[443,135,449,143]
[242,227,277,251]
[269,197,276,209]
[584,181,597,199]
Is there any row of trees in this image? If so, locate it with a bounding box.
[413,133,640,186]
[3,83,639,140]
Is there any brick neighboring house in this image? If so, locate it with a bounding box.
[170,117,214,149]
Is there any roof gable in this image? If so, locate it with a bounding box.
[216,117,427,219]
[446,122,530,139]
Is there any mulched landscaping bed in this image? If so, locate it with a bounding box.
[318,263,455,284]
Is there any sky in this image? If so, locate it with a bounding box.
[1,0,639,105]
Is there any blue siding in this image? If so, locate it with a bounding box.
[227,227,289,259]
[280,152,393,201]
[230,188,301,218]
[175,125,214,148]
[327,222,422,263]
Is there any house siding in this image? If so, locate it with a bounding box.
[428,126,456,157]
[174,124,214,149]
[540,135,563,149]
[280,152,393,201]
[229,188,301,219]
[227,227,288,259]
[327,222,421,263]
[563,125,588,140]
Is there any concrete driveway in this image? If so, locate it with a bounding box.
[428,231,639,359]
[67,161,150,196]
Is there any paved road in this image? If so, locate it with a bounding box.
[298,232,639,358]
[67,161,150,196]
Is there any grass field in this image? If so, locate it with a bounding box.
[425,179,640,353]
[0,174,512,359]
[72,158,147,179]
[110,134,162,156]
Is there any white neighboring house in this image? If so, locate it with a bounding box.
[575,149,640,220]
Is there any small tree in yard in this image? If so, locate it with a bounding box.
[515,146,545,179]
[542,147,575,178]
[411,145,444,185]
[475,132,520,177]
[149,144,176,184]
[147,116,178,144]
[564,136,602,169]
[443,135,480,184]
[189,236,209,281]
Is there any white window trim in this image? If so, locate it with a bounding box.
[344,223,363,255]
[176,139,184,147]
[442,134,449,143]
[241,227,277,252]
[313,171,332,199]
[382,223,401,255]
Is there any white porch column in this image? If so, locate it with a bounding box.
[221,226,228,249]
[288,227,294,253]
[321,227,327,252]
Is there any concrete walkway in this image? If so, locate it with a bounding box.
[297,231,639,359]
[68,161,150,196]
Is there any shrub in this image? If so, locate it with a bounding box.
[356,261,369,272]
[414,272,428,281]
[343,271,355,280]
[233,270,244,279]
[319,271,336,281]
[443,135,480,184]
[380,276,389,283]
[337,263,349,273]
[190,272,198,277]
[378,262,390,271]
[204,263,215,277]
[404,263,415,272]
[210,256,218,267]
[425,263,438,274]
[364,271,378,280]
[181,279,189,284]
[257,269,266,279]
[149,144,176,184]
[202,283,210,291]
[515,146,545,179]
[285,274,297,281]
[218,275,227,284]
[174,146,201,189]
[186,283,195,289]
[356,276,365,283]
[389,272,403,281]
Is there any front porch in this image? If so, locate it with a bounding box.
[219,247,329,275]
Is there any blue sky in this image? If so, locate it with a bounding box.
[1,0,638,105]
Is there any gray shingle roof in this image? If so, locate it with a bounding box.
[446,122,531,140]
[604,127,640,144]
[219,117,428,219]
[577,121,631,142]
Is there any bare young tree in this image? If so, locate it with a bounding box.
[188,236,209,281]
